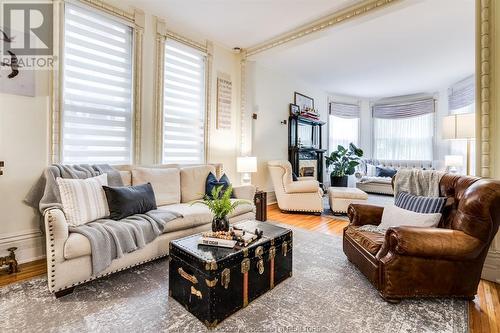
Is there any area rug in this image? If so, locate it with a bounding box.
[0,224,467,333]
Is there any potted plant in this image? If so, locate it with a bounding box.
[191,185,251,232]
[325,143,363,187]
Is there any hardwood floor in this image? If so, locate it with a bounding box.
[0,206,498,332]
[0,259,46,287]
[268,203,500,333]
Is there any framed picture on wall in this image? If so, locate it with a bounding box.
[294,92,314,112]
[289,103,300,115]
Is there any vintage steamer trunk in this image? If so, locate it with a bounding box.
[169,221,293,328]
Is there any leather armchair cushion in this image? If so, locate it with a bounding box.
[347,204,384,227]
[345,226,385,255]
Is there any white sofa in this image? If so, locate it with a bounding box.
[356,159,433,195]
[45,164,256,297]
[267,160,323,214]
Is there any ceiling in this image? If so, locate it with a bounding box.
[253,0,475,98]
[120,0,359,48]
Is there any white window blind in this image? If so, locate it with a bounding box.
[62,3,134,164]
[163,39,206,164]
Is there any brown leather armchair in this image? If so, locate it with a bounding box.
[343,174,500,303]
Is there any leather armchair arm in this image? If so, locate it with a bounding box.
[347,204,384,227]
[232,185,256,201]
[378,226,484,261]
[284,180,319,193]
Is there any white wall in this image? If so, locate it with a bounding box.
[0,3,241,263]
[247,62,328,192]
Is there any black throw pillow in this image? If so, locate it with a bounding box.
[205,172,233,198]
[292,172,298,181]
[375,166,397,178]
[103,183,157,220]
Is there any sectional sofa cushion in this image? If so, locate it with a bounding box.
[103,183,157,220]
[180,165,216,202]
[56,174,109,226]
[132,167,181,206]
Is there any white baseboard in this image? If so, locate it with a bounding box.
[0,229,46,264]
[266,191,277,205]
[482,250,500,283]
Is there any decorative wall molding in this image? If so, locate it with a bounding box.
[205,42,214,163]
[153,17,167,164]
[0,229,45,264]
[49,0,144,164]
[477,0,491,177]
[246,0,401,57]
[482,250,500,283]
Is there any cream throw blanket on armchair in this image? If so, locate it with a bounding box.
[393,169,446,197]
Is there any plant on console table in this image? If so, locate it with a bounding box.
[325,143,363,187]
[191,185,251,232]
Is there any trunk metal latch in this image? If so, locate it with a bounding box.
[221,268,230,289]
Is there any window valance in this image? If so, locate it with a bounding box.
[329,102,360,119]
[448,75,475,111]
[372,98,435,119]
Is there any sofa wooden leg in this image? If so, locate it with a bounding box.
[313,212,322,216]
[55,287,75,298]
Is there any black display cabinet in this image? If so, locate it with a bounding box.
[288,115,326,188]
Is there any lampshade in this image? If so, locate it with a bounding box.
[445,155,463,167]
[442,113,475,139]
[237,156,257,173]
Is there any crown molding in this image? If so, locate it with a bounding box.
[246,0,401,57]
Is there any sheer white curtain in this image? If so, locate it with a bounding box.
[328,115,359,152]
[374,113,434,160]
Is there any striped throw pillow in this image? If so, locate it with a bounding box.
[395,191,446,214]
[57,174,110,226]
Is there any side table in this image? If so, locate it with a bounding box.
[254,190,267,221]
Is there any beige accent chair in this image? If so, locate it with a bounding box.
[268,160,323,214]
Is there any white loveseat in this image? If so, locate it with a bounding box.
[356,159,434,195]
[45,163,256,297]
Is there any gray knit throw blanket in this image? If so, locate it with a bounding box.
[393,169,445,197]
[69,209,181,275]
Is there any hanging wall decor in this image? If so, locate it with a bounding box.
[217,72,232,130]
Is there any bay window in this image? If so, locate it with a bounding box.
[328,102,360,152]
[373,99,435,160]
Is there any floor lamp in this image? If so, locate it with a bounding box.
[442,113,475,175]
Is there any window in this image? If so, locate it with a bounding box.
[373,99,435,160]
[374,114,434,160]
[162,39,206,164]
[61,3,134,164]
[329,116,359,151]
[328,102,360,152]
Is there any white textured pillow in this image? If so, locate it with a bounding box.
[378,205,441,230]
[57,174,109,226]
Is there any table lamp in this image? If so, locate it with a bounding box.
[444,155,463,173]
[237,156,257,185]
[442,113,475,175]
